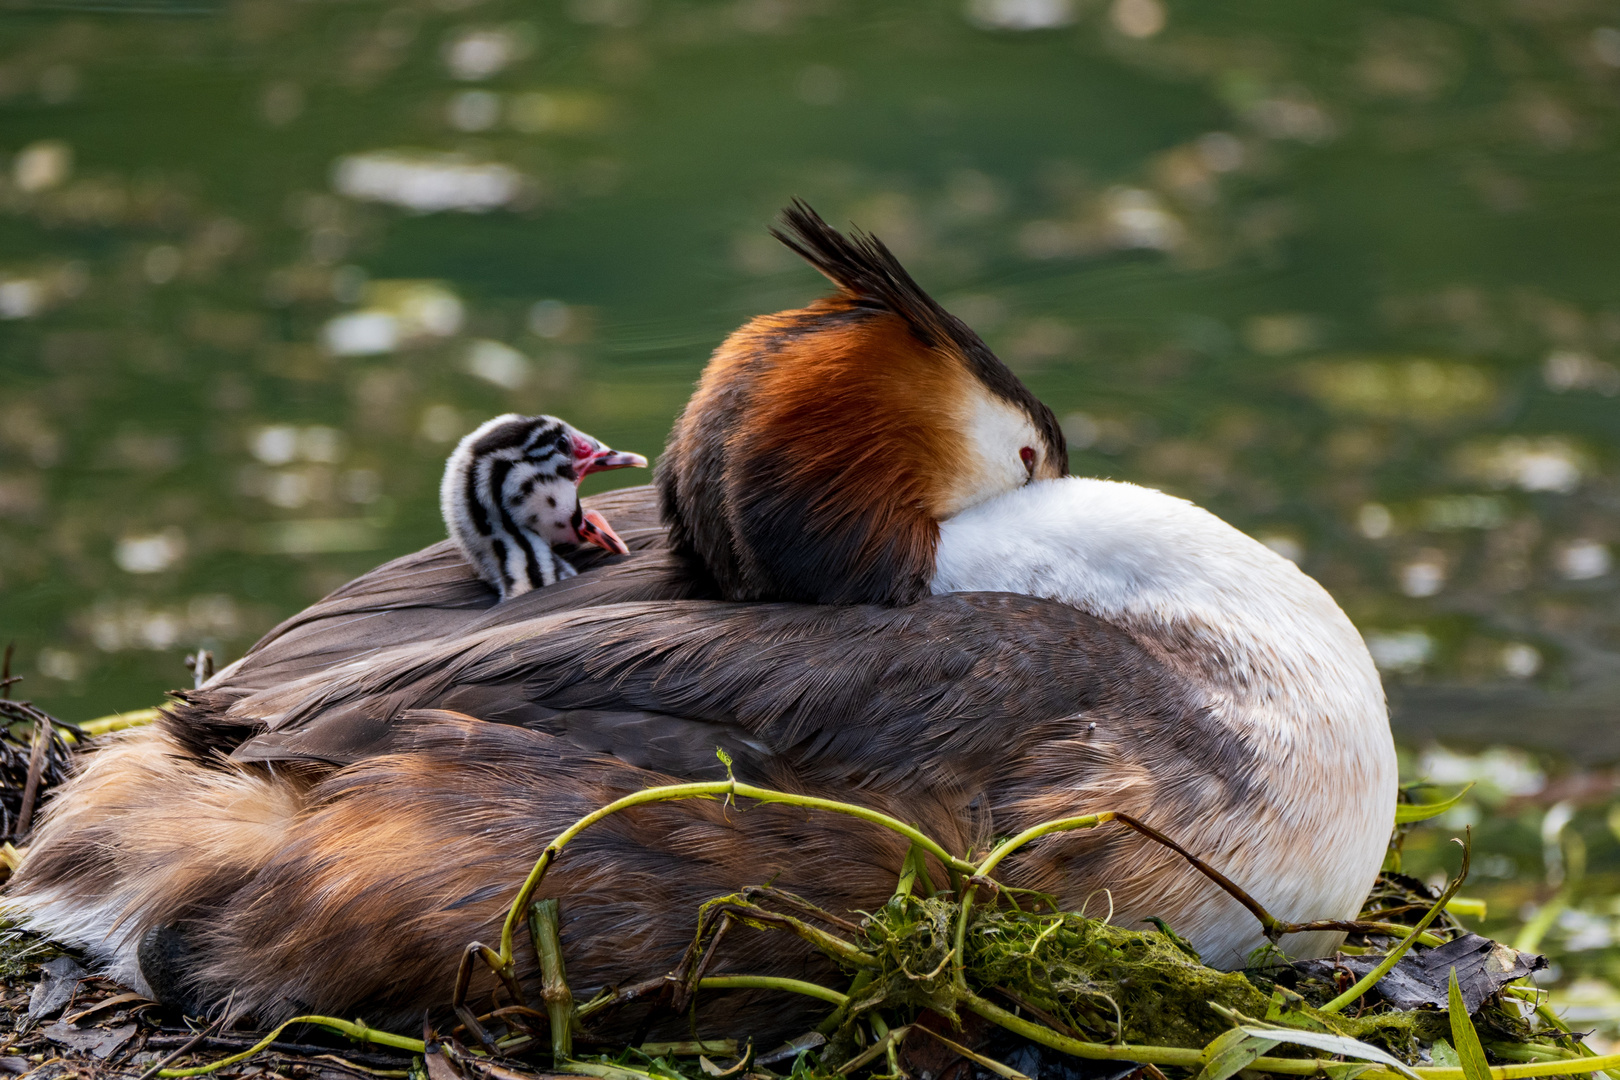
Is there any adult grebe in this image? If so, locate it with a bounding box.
[6,208,1395,1039]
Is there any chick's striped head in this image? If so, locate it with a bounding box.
[657,201,1067,606]
[441,414,647,599]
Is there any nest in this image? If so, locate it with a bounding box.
[0,709,1604,1080]
[0,656,81,846]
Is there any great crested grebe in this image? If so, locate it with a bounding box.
[6,206,1396,1040]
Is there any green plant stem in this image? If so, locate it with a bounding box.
[965,992,1205,1068]
[954,813,1112,988]
[1526,1002,1620,1080]
[976,814,1114,880]
[1424,1062,1620,1080]
[71,707,162,741]
[555,1061,662,1080]
[497,780,977,970]
[1505,991,1620,1078]
[529,899,574,1061]
[1319,844,1471,1015]
[835,1024,909,1076]
[1514,893,1567,954]
[713,900,879,968]
[1486,1045,1580,1063]
[157,1016,425,1077]
[964,993,1620,1080]
[636,1040,738,1057]
[696,975,849,1007]
[817,970,875,1037]
[1355,922,1447,948]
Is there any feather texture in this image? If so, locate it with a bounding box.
[5,212,1391,1035]
[440,414,645,600]
[9,479,1396,1035]
[656,203,1066,606]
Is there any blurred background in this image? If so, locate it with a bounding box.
[1,0,1619,1039]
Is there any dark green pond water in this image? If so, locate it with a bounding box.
[3,0,1620,1037]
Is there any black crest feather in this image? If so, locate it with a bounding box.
[771,199,956,348]
[771,199,1069,477]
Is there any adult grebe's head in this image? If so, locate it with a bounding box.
[658,200,1067,605]
[441,413,647,599]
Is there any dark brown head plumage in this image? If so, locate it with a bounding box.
[658,201,1067,606]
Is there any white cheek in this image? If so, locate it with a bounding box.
[939,395,1039,518]
[520,484,577,541]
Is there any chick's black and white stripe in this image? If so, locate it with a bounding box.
[441,414,580,598]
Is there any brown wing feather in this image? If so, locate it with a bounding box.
[11,483,1259,1036]
[218,592,1231,787]
[221,484,667,686]
[15,687,1245,1038]
[167,485,685,759]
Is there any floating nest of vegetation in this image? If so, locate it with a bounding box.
[0,701,1611,1080]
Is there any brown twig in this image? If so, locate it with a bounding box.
[697,902,873,969]
[184,650,214,690]
[137,997,234,1080]
[671,912,732,1015]
[479,1005,553,1026]
[1110,812,1280,935]
[1,643,16,699]
[452,945,501,1055]
[737,886,863,935]
[16,710,50,836]
[572,975,670,1023]
[0,698,85,738]
[1109,812,1418,943]
[451,937,528,1055]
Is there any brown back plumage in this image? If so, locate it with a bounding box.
[164,486,699,762]
[658,202,1066,606]
[12,574,1242,1036]
[8,484,1334,1040]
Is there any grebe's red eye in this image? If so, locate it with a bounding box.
[1020,446,1036,475]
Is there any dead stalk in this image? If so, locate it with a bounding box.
[16,709,50,836]
[528,899,576,1061]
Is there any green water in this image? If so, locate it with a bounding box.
[2,0,1620,1037]
[3,0,1619,732]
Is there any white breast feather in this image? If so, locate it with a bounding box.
[933,477,1397,966]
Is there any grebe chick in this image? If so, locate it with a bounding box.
[441,413,647,599]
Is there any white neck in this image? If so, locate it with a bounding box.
[931,477,1397,963]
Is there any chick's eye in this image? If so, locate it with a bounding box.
[1019,446,1036,475]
